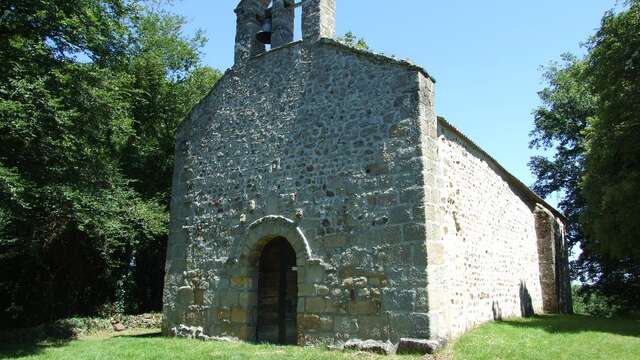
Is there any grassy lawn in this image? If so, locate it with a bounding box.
[1,315,637,359]
[0,330,413,360]
[454,315,640,360]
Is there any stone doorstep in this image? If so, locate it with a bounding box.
[340,337,447,356]
[396,337,448,355]
[344,339,397,355]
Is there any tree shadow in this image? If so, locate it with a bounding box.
[499,315,640,338]
[0,341,72,359]
[519,281,534,318]
[114,330,163,338]
[0,321,77,358]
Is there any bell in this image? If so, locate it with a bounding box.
[256,8,272,44]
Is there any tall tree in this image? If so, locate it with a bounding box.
[530,1,640,315]
[582,0,640,260]
[529,55,596,254]
[121,7,221,312]
[123,8,221,203]
[0,0,219,327]
[578,0,640,313]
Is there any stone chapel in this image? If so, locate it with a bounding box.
[162,0,572,350]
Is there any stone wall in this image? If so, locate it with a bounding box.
[534,205,572,315]
[435,119,550,338]
[164,27,570,345]
[163,39,438,346]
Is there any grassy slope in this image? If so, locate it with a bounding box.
[454,315,640,360]
[1,315,638,360]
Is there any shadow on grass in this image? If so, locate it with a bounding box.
[0,341,72,359]
[499,315,640,337]
[115,330,163,338]
[0,321,79,358]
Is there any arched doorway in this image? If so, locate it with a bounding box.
[256,237,298,344]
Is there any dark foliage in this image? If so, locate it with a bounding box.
[582,0,640,260]
[530,0,640,316]
[0,0,220,328]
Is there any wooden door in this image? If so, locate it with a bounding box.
[256,237,298,344]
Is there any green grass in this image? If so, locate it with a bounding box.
[1,315,638,359]
[454,315,640,360]
[0,330,415,360]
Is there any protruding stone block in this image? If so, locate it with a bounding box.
[397,337,446,355]
[177,286,194,306]
[344,339,396,355]
[315,285,330,296]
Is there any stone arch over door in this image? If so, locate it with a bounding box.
[224,216,330,345]
[237,216,313,265]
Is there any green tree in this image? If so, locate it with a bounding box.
[0,0,219,327]
[0,0,146,327]
[123,9,221,203]
[120,7,221,311]
[530,1,640,316]
[529,55,596,252]
[578,0,640,315]
[582,0,640,260]
[338,31,370,51]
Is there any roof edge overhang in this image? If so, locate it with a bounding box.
[437,116,567,222]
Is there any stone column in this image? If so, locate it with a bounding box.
[302,0,336,42]
[272,0,295,48]
[234,0,266,65]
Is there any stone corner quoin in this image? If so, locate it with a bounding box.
[162,0,572,350]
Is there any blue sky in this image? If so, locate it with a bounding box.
[165,0,613,205]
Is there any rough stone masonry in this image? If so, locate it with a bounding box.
[162,0,572,350]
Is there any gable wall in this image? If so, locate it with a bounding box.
[163,41,437,345]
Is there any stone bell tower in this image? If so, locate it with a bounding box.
[234,0,336,65]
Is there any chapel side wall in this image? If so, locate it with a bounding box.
[163,41,434,345]
[437,123,545,338]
